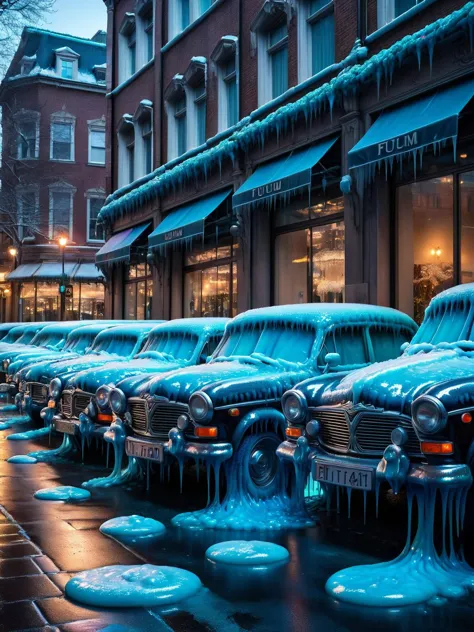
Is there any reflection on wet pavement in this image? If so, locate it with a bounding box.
[1,412,474,631]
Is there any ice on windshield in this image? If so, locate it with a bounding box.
[31,332,64,349]
[414,299,472,346]
[15,330,38,345]
[64,333,96,353]
[91,333,137,357]
[141,331,199,361]
[2,330,23,343]
[318,326,369,367]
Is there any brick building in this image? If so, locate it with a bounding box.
[99,0,474,325]
[0,27,107,322]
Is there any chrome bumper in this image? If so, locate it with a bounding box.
[53,415,80,436]
[168,427,233,462]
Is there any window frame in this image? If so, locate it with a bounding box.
[117,115,136,187]
[50,113,75,162]
[377,0,421,28]
[86,190,106,243]
[212,37,239,133]
[88,119,106,166]
[48,182,76,241]
[118,13,137,83]
[16,112,40,161]
[297,0,335,83]
[165,78,187,160]
[16,185,39,242]
[124,261,153,319]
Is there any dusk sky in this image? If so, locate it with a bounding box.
[39,0,107,39]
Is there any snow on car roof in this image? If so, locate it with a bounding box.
[148,318,229,336]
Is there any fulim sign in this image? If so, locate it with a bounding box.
[377,132,418,158]
[251,180,282,200]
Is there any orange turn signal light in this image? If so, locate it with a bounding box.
[97,413,114,423]
[47,400,56,408]
[194,426,218,438]
[286,426,303,438]
[228,408,240,417]
[462,412,472,424]
[420,441,453,455]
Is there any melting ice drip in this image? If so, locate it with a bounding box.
[7,427,50,441]
[0,416,31,430]
[326,468,474,606]
[29,435,76,462]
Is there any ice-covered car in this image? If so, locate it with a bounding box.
[22,323,160,422]
[0,322,53,379]
[0,322,22,342]
[119,304,416,498]
[53,318,228,446]
[278,284,474,501]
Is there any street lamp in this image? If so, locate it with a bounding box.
[58,236,68,321]
[8,247,18,270]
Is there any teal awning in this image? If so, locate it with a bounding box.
[96,222,150,266]
[148,189,231,251]
[349,79,474,170]
[232,137,338,210]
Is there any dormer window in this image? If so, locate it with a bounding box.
[54,47,80,81]
[93,64,107,82]
[61,60,73,79]
[20,55,36,75]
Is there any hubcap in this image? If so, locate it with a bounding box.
[248,437,279,487]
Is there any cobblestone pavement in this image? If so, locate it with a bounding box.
[1,412,474,632]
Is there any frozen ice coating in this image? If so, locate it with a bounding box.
[7,455,37,463]
[0,416,31,430]
[29,435,76,462]
[100,515,166,540]
[65,564,202,607]
[205,541,290,566]
[0,404,19,413]
[34,486,91,502]
[7,427,50,441]
[98,3,474,224]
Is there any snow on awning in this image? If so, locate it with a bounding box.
[349,78,474,173]
[6,262,103,282]
[71,263,104,282]
[232,137,338,211]
[6,263,41,281]
[96,222,150,266]
[33,263,78,279]
[148,189,231,251]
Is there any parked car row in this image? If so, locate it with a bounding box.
[2,285,474,524]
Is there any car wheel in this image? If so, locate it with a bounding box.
[235,432,282,500]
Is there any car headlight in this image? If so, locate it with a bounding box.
[412,396,447,435]
[282,390,307,423]
[2,359,10,371]
[49,378,62,399]
[189,392,213,423]
[109,388,126,415]
[95,385,111,410]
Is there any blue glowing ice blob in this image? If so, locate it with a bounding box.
[0,416,31,430]
[34,486,91,502]
[65,564,202,607]
[7,455,37,464]
[0,404,19,412]
[205,540,290,566]
[7,427,50,441]
[29,435,76,462]
[100,515,166,542]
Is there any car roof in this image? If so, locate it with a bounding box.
[148,318,229,336]
[8,322,47,335]
[428,283,474,310]
[228,303,416,331]
[95,322,162,339]
[34,322,94,335]
[66,323,117,339]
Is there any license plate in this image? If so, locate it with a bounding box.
[55,419,77,435]
[48,400,56,408]
[125,438,164,462]
[313,459,374,491]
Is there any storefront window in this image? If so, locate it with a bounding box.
[20,283,35,322]
[397,177,454,322]
[20,281,104,321]
[124,262,153,319]
[460,171,474,284]
[79,284,105,319]
[274,196,345,305]
[36,282,59,321]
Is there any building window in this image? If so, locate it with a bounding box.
[165,82,187,160]
[194,81,206,146]
[267,23,288,99]
[49,184,75,240]
[87,194,106,242]
[142,118,153,173]
[119,13,137,82]
[223,58,238,128]
[117,117,135,187]
[128,29,137,75]
[88,121,106,165]
[212,37,239,132]
[298,0,334,81]
[50,114,75,161]
[143,6,154,61]
[16,116,39,160]
[61,60,73,79]
[21,281,104,322]
[274,196,345,305]
[175,97,187,156]
[16,188,39,241]
[134,101,153,177]
[124,262,153,319]
[378,0,419,27]
[184,238,238,318]
[55,49,80,80]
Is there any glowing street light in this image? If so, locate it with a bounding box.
[58,236,68,248]
[8,247,18,258]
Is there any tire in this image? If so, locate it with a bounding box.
[234,432,283,500]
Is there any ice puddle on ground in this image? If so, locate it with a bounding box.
[7,455,37,464]
[34,486,91,502]
[100,515,166,543]
[206,540,289,566]
[0,415,31,430]
[8,427,50,441]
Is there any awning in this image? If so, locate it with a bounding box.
[232,137,338,210]
[6,262,104,283]
[148,189,231,251]
[349,79,474,171]
[6,263,40,281]
[71,263,104,282]
[96,222,150,266]
[34,263,77,280]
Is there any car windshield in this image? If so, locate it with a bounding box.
[15,330,38,345]
[64,333,96,353]
[413,300,474,347]
[91,333,137,357]
[140,331,199,361]
[30,332,64,349]
[317,326,369,367]
[215,323,316,366]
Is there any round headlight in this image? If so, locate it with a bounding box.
[49,378,62,399]
[2,359,10,371]
[412,396,447,435]
[189,392,213,423]
[282,390,307,423]
[95,385,111,409]
[109,388,126,415]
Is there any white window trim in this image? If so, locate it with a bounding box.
[118,13,137,84]
[133,101,153,178]
[16,185,40,242]
[50,111,76,162]
[165,76,186,160]
[211,37,239,133]
[48,182,77,241]
[54,47,80,81]
[168,0,202,40]
[183,58,207,150]
[14,109,40,160]
[88,117,106,166]
[377,0,420,28]
[85,188,106,243]
[136,0,155,67]
[117,114,135,187]
[297,0,334,83]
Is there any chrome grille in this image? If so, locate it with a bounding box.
[61,392,73,418]
[29,382,48,404]
[355,414,420,455]
[150,402,188,439]
[73,392,92,418]
[130,400,147,433]
[311,408,350,451]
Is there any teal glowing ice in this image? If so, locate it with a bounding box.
[0,416,31,430]
[100,515,166,541]
[34,486,91,502]
[7,427,50,441]
[7,455,37,464]
[0,404,19,412]
[65,564,202,607]
[205,540,290,566]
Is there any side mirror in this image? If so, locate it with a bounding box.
[325,352,341,371]
[400,342,409,353]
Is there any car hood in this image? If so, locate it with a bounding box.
[9,350,78,375]
[310,346,474,416]
[146,360,312,406]
[69,359,187,393]
[24,353,122,384]
[0,344,36,361]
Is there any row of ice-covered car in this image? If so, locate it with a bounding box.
[2,283,474,513]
